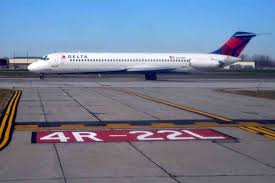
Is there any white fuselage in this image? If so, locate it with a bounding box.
[28,52,240,74]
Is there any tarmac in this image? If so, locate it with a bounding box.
[0,75,275,183]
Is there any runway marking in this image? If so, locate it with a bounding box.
[0,91,17,136]
[0,90,22,151]
[109,135,127,137]
[60,124,86,129]
[113,88,231,122]
[241,126,275,140]
[113,88,275,140]
[258,126,275,134]
[193,122,220,126]
[14,120,275,131]
[151,123,181,128]
[32,129,236,143]
[15,124,99,131]
[105,123,133,128]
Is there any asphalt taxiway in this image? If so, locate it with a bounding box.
[0,75,275,183]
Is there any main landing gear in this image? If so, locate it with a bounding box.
[145,73,157,80]
[39,73,45,80]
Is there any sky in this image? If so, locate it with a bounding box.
[0,0,274,58]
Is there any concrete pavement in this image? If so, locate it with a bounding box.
[0,76,275,183]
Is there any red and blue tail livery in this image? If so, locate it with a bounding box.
[212,32,256,57]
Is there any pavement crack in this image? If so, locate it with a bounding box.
[54,144,67,183]
[128,142,181,183]
[217,143,275,169]
[37,88,67,183]
[60,88,102,122]
[37,88,48,123]
[94,89,161,120]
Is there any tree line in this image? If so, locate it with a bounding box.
[240,54,275,68]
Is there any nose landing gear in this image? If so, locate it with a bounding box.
[39,73,45,80]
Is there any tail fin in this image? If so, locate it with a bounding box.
[212,32,256,57]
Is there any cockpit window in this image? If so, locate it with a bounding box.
[41,56,50,61]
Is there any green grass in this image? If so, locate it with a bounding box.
[0,89,13,116]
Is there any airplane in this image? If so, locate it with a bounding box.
[28,31,257,80]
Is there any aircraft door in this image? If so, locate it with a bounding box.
[51,56,58,67]
[50,55,65,67]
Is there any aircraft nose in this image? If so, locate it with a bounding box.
[28,63,34,72]
[28,63,39,73]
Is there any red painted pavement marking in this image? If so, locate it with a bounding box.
[32,129,236,143]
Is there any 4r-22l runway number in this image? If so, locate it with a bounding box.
[32,129,235,143]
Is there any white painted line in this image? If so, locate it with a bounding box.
[109,135,127,137]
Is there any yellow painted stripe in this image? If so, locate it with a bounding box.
[16,126,106,131]
[263,134,275,140]
[240,126,275,138]
[256,127,275,137]
[238,122,262,126]
[248,126,275,137]
[193,122,220,126]
[0,91,18,137]
[106,124,133,128]
[114,89,232,122]
[60,124,86,128]
[12,123,275,131]
[239,126,259,133]
[247,126,275,137]
[0,91,21,149]
[151,123,178,128]
[257,127,275,134]
[16,126,92,131]
[15,125,39,129]
[1,91,21,138]
[113,89,275,140]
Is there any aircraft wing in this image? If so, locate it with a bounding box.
[126,65,177,72]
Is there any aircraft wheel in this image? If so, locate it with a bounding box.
[39,73,45,80]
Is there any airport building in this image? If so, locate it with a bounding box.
[224,61,255,70]
[7,57,41,70]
